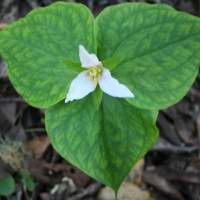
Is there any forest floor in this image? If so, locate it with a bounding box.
[0,0,200,200]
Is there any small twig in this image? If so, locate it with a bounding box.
[31,172,60,186]
[68,182,102,200]
[25,128,46,133]
[16,190,23,200]
[50,150,59,166]
[151,137,199,154]
[23,184,32,200]
[0,97,25,103]
[151,144,198,154]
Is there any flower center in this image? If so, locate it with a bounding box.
[85,66,102,85]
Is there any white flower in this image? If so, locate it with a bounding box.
[65,45,134,103]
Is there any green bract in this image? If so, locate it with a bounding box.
[0,2,200,194]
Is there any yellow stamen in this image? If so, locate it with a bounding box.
[85,66,102,85]
[85,69,90,73]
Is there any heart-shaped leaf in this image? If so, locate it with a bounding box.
[96,3,200,110]
[45,94,158,192]
[0,2,95,108]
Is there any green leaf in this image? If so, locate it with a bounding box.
[101,55,125,71]
[58,56,82,73]
[20,170,35,192]
[0,2,95,108]
[92,85,103,110]
[0,174,15,196]
[45,94,158,193]
[96,3,200,110]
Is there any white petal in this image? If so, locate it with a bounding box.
[79,45,99,68]
[65,71,96,103]
[90,54,100,65]
[99,68,134,98]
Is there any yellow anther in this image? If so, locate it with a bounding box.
[85,66,102,85]
[85,69,90,73]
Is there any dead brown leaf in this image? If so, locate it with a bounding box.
[162,105,178,120]
[157,112,182,145]
[0,23,8,30]
[143,171,184,200]
[27,136,50,158]
[26,156,47,174]
[42,163,91,187]
[189,157,200,168]
[39,193,50,200]
[174,119,196,145]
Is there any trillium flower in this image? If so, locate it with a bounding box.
[65,45,134,103]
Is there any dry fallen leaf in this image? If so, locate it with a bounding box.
[39,192,50,200]
[27,136,50,158]
[0,23,8,30]
[42,163,91,187]
[143,171,184,200]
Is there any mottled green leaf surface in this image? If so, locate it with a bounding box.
[46,94,158,192]
[0,2,95,108]
[96,3,200,110]
[0,174,15,196]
